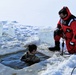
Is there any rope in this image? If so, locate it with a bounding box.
[71,67,76,75]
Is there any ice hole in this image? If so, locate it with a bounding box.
[0,51,49,70]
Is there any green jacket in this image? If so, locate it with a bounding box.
[21,52,40,64]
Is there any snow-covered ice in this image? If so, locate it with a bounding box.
[0,21,76,75]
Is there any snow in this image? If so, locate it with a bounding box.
[0,21,76,75]
[39,54,76,75]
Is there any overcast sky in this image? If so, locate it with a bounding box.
[0,0,76,28]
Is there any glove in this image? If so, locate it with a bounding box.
[54,28,63,36]
[70,42,75,46]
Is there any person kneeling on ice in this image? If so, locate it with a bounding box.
[49,6,76,54]
[21,44,40,64]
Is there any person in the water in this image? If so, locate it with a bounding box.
[21,44,40,64]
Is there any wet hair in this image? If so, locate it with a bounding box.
[28,44,37,53]
[58,7,68,15]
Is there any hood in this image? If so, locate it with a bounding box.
[60,7,71,20]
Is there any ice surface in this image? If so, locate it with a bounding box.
[0,21,76,75]
[38,28,55,47]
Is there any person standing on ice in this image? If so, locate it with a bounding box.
[49,6,76,54]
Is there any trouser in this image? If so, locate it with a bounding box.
[54,29,76,54]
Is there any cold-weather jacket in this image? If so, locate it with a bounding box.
[55,7,76,54]
[21,52,40,65]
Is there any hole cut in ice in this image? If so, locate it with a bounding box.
[0,51,49,69]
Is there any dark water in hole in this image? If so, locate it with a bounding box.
[0,51,49,69]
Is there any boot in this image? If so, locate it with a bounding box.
[48,41,60,51]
